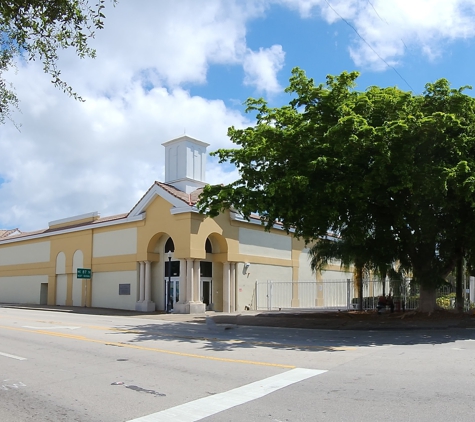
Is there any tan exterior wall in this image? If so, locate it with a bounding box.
[93,228,138,257]
[91,271,138,310]
[0,241,50,266]
[0,275,48,304]
[321,269,354,281]
[238,228,291,260]
[298,248,315,281]
[236,263,293,311]
[0,189,334,312]
[151,261,165,311]
[55,274,67,305]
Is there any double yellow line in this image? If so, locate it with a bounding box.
[0,324,296,368]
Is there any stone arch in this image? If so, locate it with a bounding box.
[146,232,167,254]
[55,252,66,274]
[55,252,67,306]
[144,232,176,311]
[205,232,228,257]
[200,232,229,312]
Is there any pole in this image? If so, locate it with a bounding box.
[167,252,172,313]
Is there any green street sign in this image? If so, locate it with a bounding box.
[77,268,91,279]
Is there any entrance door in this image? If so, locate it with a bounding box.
[165,277,180,311]
[40,283,48,305]
[201,279,212,310]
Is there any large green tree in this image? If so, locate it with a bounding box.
[0,0,115,123]
[198,68,475,312]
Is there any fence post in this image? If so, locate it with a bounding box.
[268,280,272,310]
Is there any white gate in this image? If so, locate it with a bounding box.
[255,279,390,310]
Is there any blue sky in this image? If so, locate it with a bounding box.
[2,0,475,231]
[190,2,475,108]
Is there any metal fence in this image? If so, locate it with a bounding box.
[255,279,471,311]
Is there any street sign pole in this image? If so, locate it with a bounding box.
[76,269,91,307]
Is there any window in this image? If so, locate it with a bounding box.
[165,237,175,253]
[200,261,212,277]
[165,261,180,277]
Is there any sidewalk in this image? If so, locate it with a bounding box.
[2,304,475,330]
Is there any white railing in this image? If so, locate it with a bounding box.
[255,279,469,311]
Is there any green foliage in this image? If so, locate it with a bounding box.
[198,67,475,307]
[0,0,116,123]
[436,293,456,309]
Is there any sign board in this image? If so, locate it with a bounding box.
[119,284,131,295]
[77,268,91,279]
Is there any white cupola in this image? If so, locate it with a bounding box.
[162,135,210,193]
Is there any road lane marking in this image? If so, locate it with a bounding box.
[127,368,327,422]
[23,326,80,330]
[0,352,27,361]
[0,325,294,368]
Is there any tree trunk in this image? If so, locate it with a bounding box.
[379,267,387,296]
[356,266,363,311]
[455,257,464,313]
[412,262,438,312]
[419,285,437,312]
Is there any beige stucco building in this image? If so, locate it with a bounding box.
[0,136,351,314]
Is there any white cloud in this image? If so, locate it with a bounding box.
[0,67,249,230]
[0,0,258,231]
[48,0,268,94]
[278,0,475,69]
[5,0,475,231]
[243,45,286,94]
[277,0,324,18]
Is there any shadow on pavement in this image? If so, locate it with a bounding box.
[3,304,475,353]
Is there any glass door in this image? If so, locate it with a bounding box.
[165,277,179,311]
[201,279,212,310]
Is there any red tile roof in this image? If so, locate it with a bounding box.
[0,228,21,238]
[155,182,204,206]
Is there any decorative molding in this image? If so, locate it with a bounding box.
[0,214,146,245]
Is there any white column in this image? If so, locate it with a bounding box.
[139,261,145,302]
[223,262,231,313]
[136,260,155,312]
[230,262,236,312]
[179,259,186,303]
[144,261,152,302]
[193,260,201,302]
[187,259,194,302]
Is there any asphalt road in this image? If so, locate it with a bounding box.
[1,306,474,421]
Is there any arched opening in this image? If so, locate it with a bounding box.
[55,252,67,306]
[201,237,215,310]
[165,237,175,253]
[201,233,229,312]
[164,237,179,311]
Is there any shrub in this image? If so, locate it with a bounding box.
[436,293,456,309]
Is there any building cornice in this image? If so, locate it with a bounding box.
[0,214,146,245]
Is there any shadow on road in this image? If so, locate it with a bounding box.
[3,304,475,353]
[104,317,475,354]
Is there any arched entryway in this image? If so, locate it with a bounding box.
[164,237,180,312]
[200,239,213,310]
